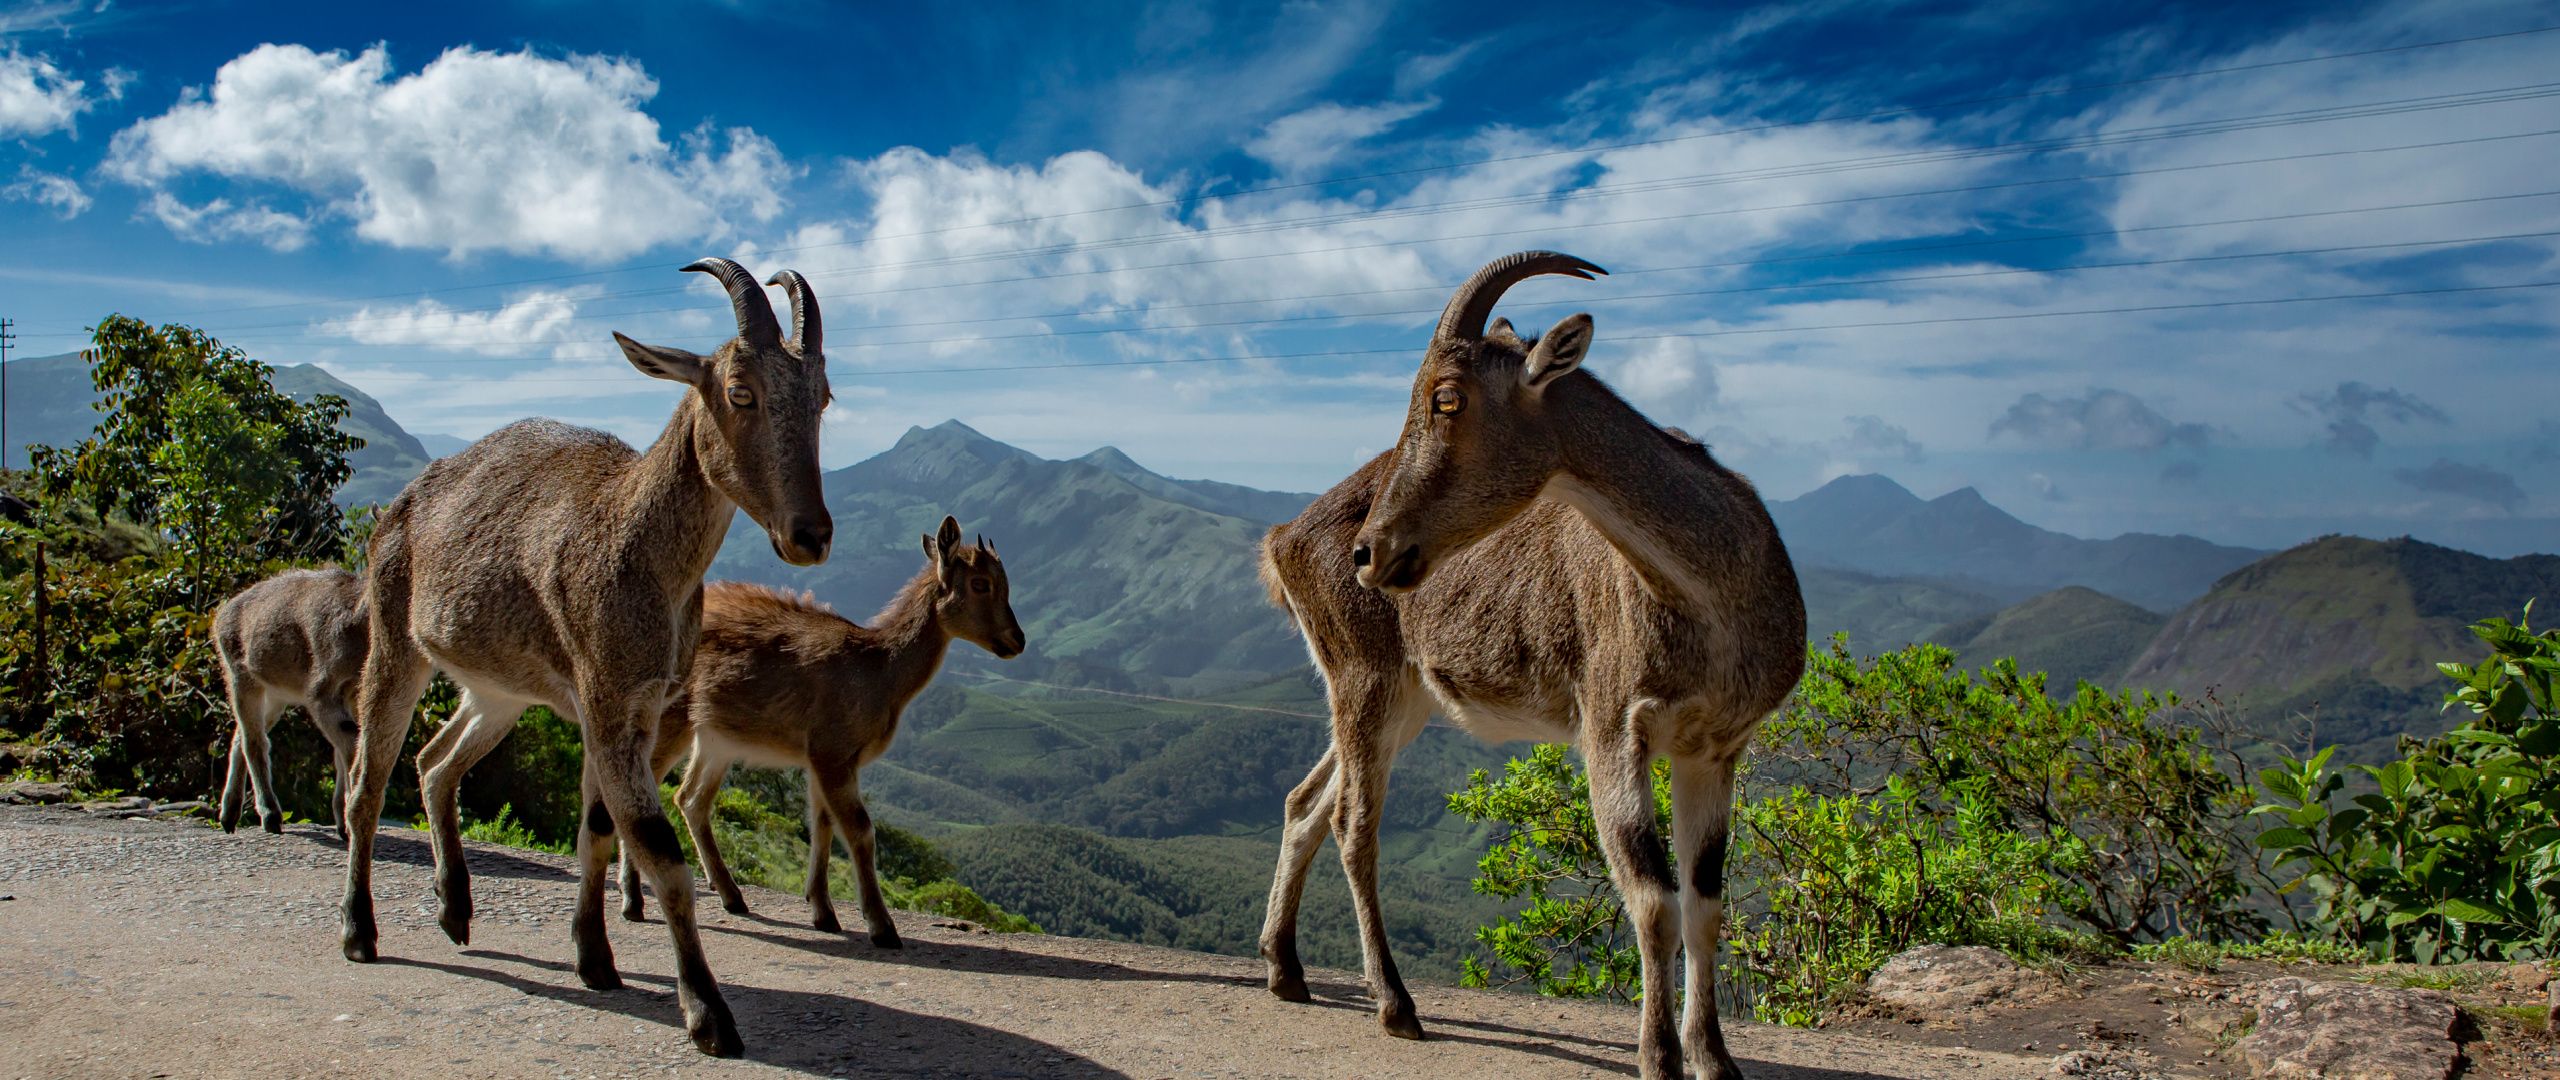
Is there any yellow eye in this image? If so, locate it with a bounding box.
[1432,387,1465,416]
[726,384,756,408]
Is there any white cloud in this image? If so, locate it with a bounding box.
[0,49,92,135]
[108,44,792,261]
[146,192,311,252]
[1245,98,1436,175]
[316,286,602,356]
[4,165,87,217]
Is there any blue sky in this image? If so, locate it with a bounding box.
[3,0,2557,554]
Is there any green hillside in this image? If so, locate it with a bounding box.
[837,673,1518,983]
[708,421,1307,682]
[1931,586,2165,693]
[1802,566,2002,652]
[2121,536,2560,759]
[3,352,430,504]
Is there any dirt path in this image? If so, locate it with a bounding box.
[0,806,2053,1079]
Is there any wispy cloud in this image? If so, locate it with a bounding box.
[2291,381,2447,458]
[1987,389,2213,452]
[2393,458,2525,511]
[4,165,87,217]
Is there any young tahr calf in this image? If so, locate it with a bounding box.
[624,516,1023,946]
[212,568,368,838]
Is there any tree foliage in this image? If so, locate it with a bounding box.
[2254,608,2560,962]
[30,316,358,569]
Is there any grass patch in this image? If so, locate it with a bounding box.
[2356,966,2497,993]
[2133,932,2367,972]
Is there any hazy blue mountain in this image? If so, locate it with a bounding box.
[3,351,430,504]
[1770,474,2267,611]
[1075,446,1315,524]
[414,432,474,457]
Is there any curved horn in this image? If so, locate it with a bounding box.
[682,257,780,347]
[765,269,821,355]
[1435,250,1608,343]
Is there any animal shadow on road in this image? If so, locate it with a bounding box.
[286,821,570,883]
[386,949,1131,1078]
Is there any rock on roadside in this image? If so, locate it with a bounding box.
[2235,976,2465,1080]
[0,780,73,805]
[1865,945,2061,1020]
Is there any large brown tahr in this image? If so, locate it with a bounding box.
[1258,251,1806,1080]
[339,258,834,1058]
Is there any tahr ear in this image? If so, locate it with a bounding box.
[614,332,705,386]
[937,516,963,553]
[1521,313,1593,393]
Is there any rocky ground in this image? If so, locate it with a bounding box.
[1839,943,2557,1079]
[2,796,2552,1079]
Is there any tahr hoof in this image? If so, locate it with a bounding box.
[812,911,842,934]
[261,814,284,834]
[576,957,622,992]
[1267,973,1312,1003]
[438,908,472,946]
[219,813,239,834]
[620,898,647,923]
[1379,1007,1425,1041]
[721,895,749,916]
[688,1002,743,1058]
[342,936,377,964]
[870,931,903,950]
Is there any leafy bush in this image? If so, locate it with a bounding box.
[458,803,569,855]
[2253,608,2560,962]
[1760,637,2268,944]
[1445,743,1666,1001]
[1726,777,2106,1024]
[1449,637,2268,1023]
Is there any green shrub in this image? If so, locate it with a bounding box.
[1760,638,2268,945]
[1726,776,2107,1024]
[2253,608,2560,962]
[1445,743,1665,1002]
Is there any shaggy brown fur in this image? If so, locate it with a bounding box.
[1258,252,1805,1080]
[618,517,1023,943]
[211,568,368,838]
[343,259,832,1059]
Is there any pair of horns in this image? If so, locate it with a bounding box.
[682,257,821,354]
[1435,251,1608,343]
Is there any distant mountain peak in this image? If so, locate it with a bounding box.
[1802,473,1923,506]
[891,419,1024,458]
[1079,445,1144,471]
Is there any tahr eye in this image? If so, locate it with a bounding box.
[726,385,756,408]
[1432,387,1465,416]
[970,578,991,595]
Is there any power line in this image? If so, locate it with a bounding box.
[312,277,2560,383]
[228,227,2560,353]
[130,21,2560,324]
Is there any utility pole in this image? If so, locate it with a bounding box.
[0,317,12,473]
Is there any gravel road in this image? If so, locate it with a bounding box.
[0,805,2053,1079]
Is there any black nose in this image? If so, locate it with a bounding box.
[1351,543,1372,568]
[1000,629,1026,655]
[791,520,832,556]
